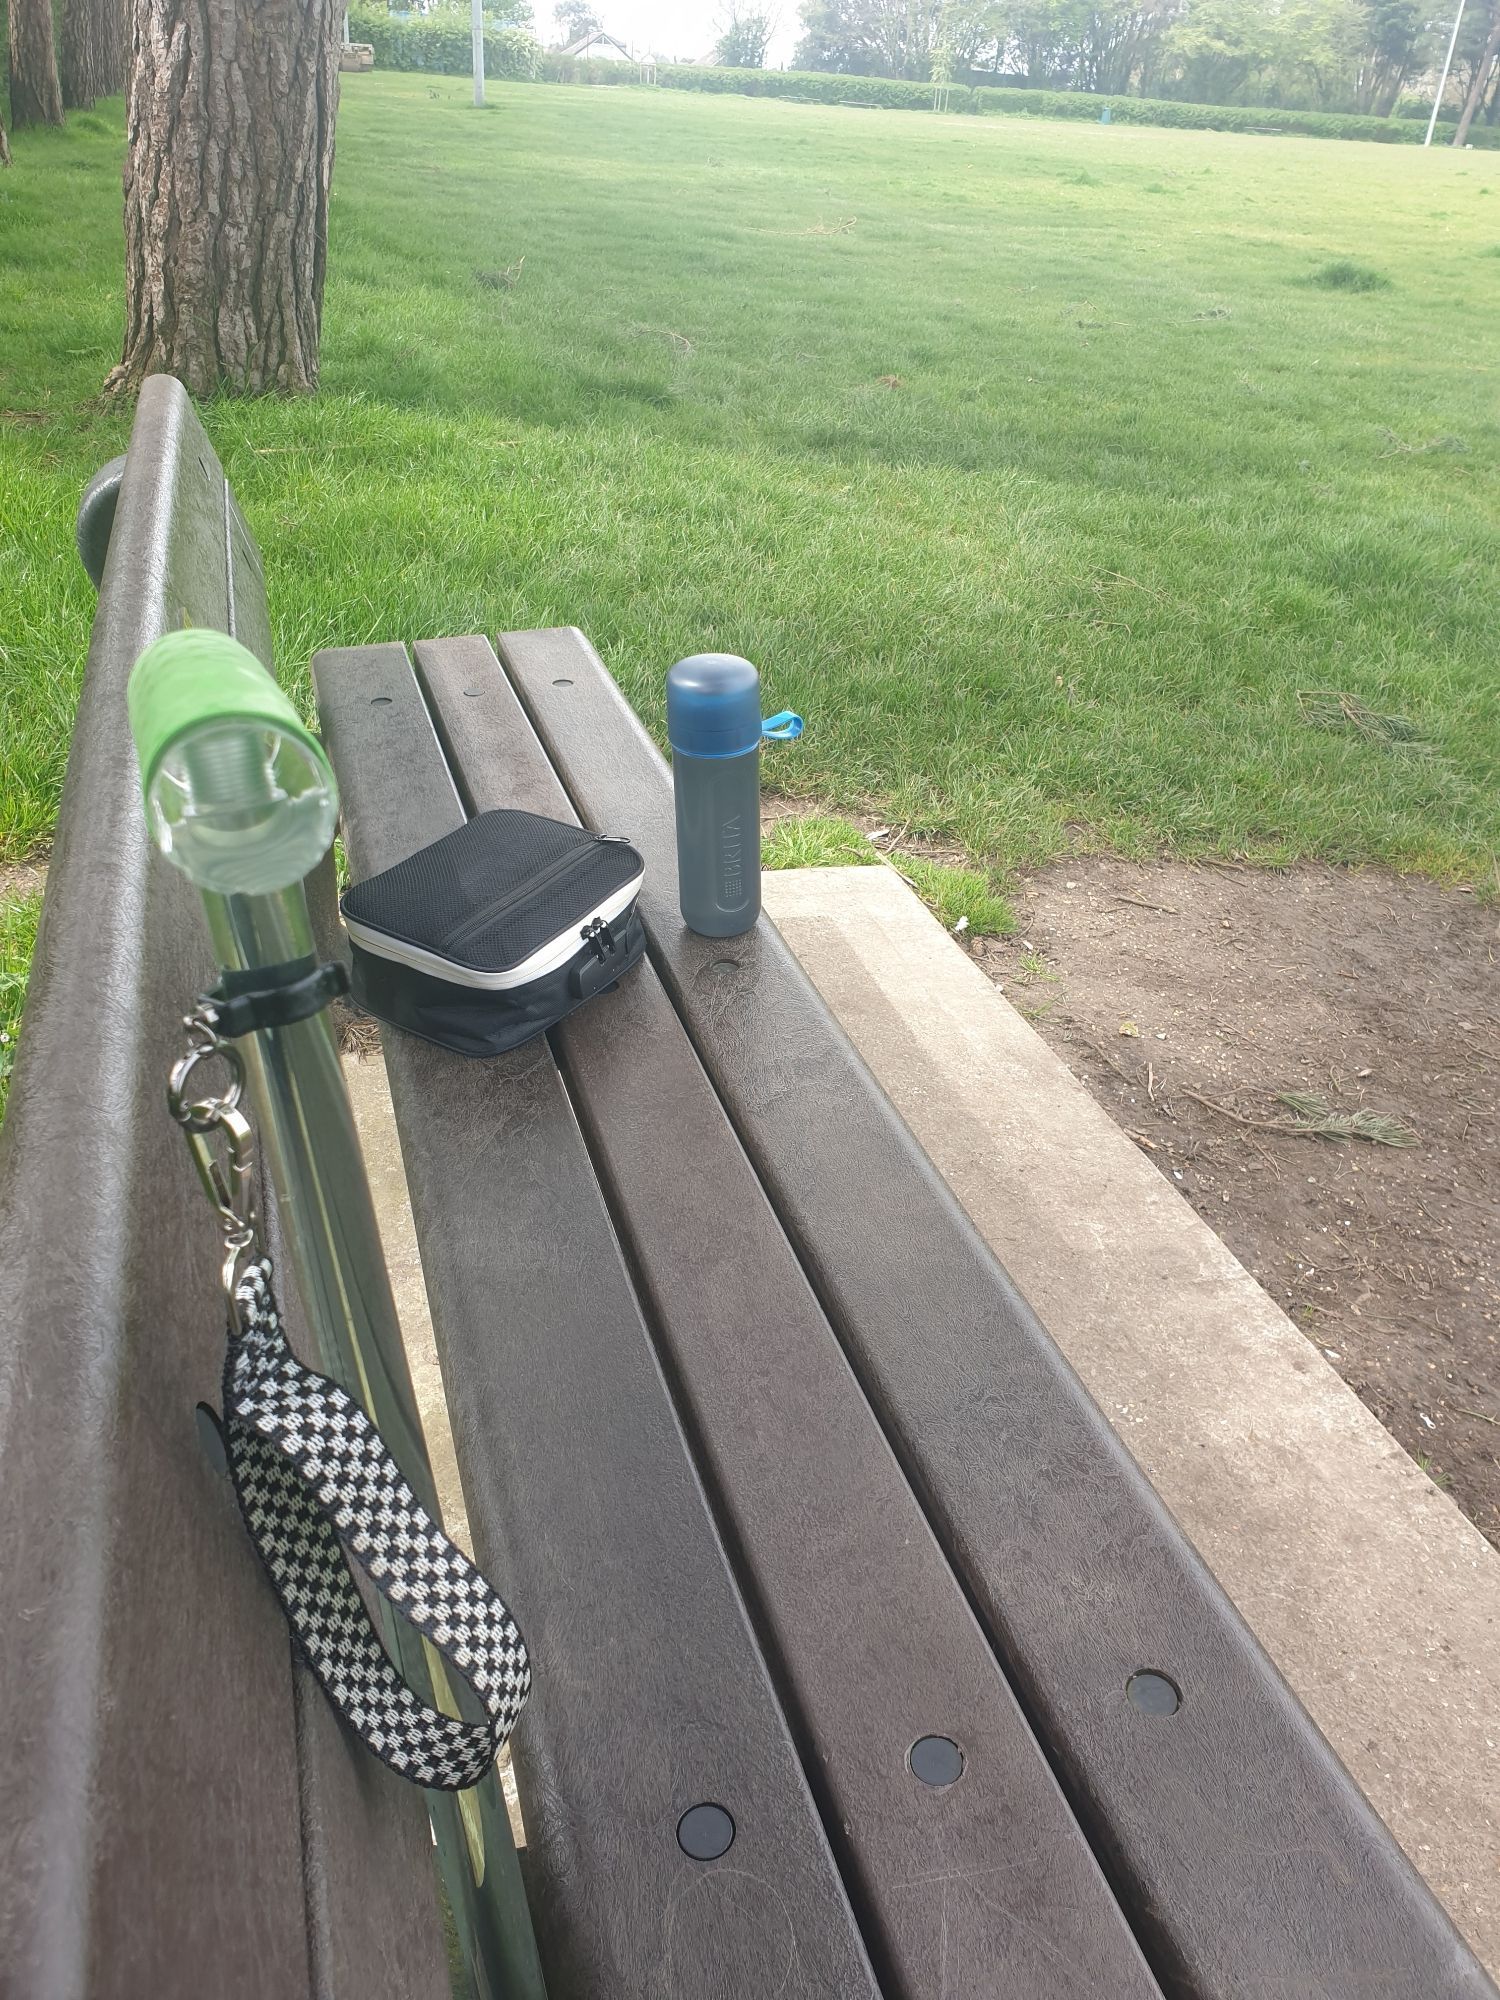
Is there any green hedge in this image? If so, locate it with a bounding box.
[536,56,971,108]
[347,6,540,80]
[656,65,976,112]
[537,53,665,83]
[522,55,1500,148]
[970,84,1496,145]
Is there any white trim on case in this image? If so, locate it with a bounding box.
[343,872,643,991]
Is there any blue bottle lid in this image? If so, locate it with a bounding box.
[667,653,762,759]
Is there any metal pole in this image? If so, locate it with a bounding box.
[473,0,485,105]
[1426,0,1468,145]
[203,878,546,2000]
[128,627,542,2000]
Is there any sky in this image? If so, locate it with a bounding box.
[547,0,800,67]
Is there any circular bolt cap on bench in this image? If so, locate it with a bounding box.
[677,1803,735,1860]
[1127,1670,1182,1716]
[909,1735,965,1787]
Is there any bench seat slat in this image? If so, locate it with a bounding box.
[414,633,1163,2000]
[499,624,1496,2000]
[315,641,881,2000]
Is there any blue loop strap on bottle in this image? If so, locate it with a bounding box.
[761,712,804,741]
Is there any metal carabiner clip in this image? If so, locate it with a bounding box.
[182,1102,257,1230]
[182,1104,259,1296]
[169,1007,259,1299]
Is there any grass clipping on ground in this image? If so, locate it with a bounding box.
[1182,1077,1418,1147]
[1275,1089,1418,1147]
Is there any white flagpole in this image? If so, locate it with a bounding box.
[1425,0,1468,146]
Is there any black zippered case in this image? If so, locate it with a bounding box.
[340,809,646,1057]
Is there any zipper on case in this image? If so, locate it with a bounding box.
[580,915,618,964]
[440,838,605,956]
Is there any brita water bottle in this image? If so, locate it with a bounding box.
[667,654,801,938]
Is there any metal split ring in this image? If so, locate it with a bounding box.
[168,1011,245,1133]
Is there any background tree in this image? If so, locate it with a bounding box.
[552,0,601,42]
[868,0,939,76]
[1001,0,1088,85]
[105,0,342,398]
[1074,0,1179,92]
[1350,0,1427,113]
[1259,0,1363,106]
[793,0,1433,98]
[795,0,998,74]
[1160,0,1277,100]
[714,5,777,63]
[872,0,998,78]
[1453,0,1500,141]
[795,0,885,70]
[7,0,65,127]
[1444,0,1500,123]
[933,0,1005,69]
[60,0,127,111]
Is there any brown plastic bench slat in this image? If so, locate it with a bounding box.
[413,632,1163,2000]
[265,1204,469,2000]
[0,376,447,2000]
[314,640,881,2000]
[500,624,1498,2000]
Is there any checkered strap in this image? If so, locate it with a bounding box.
[221,1256,531,1791]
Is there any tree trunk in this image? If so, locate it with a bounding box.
[7,0,66,128]
[105,0,342,399]
[60,0,127,110]
[1454,6,1500,144]
[0,113,11,167]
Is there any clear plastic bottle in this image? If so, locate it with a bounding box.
[146,720,337,895]
[129,629,339,895]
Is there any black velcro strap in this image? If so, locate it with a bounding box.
[207,957,349,1038]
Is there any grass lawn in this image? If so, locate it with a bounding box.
[2,79,1497,907]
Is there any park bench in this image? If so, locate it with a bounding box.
[1,372,1494,2000]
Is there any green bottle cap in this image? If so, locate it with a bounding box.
[127,628,333,804]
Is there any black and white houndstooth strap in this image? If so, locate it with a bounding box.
[222,1257,530,1791]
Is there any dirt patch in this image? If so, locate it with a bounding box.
[0,863,47,904]
[970,858,1500,1547]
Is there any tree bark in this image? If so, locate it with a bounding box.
[105,0,342,399]
[0,113,11,168]
[1454,7,1500,144]
[7,0,66,128]
[60,0,127,111]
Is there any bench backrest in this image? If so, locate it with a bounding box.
[0,377,448,2000]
